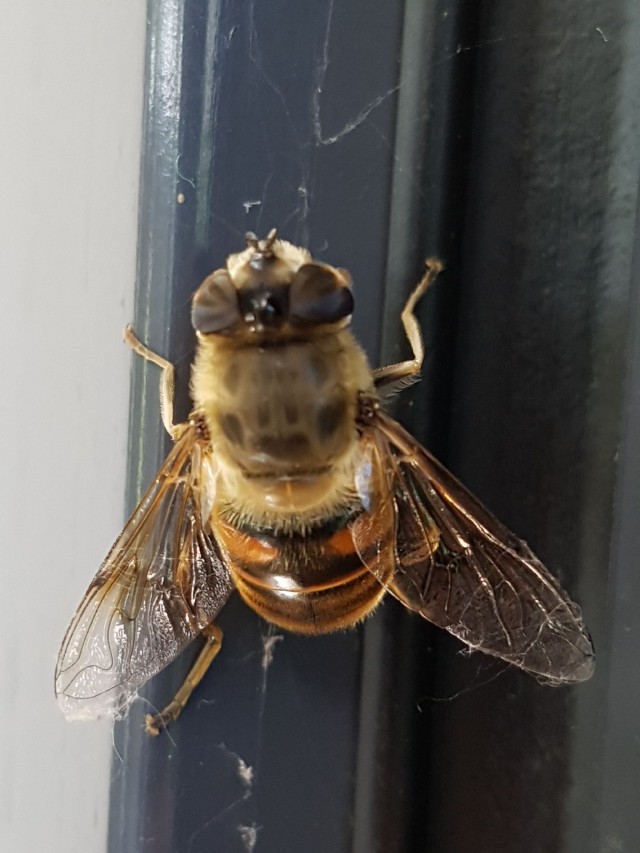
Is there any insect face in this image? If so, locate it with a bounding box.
[191,230,354,340]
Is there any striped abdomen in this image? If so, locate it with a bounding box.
[213,509,393,634]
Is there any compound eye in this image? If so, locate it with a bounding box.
[289,263,354,324]
[191,270,242,333]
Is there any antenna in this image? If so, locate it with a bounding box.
[245,229,278,256]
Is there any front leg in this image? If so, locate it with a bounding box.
[124,324,179,439]
[373,258,444,391]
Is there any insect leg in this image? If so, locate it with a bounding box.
[373,258,443,390]
[124,325,178,438]
[144,623,224,736]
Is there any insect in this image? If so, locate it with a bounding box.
[56,229,594,734]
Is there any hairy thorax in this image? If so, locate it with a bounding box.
[191,329,374,529]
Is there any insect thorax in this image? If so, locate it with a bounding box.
[191,328,374,528]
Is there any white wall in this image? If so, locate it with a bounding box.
[0,4,145,851]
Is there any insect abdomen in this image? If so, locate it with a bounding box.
[214,513,392,634]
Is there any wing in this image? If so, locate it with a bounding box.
[55,424,234,720]
[352,411,594,684]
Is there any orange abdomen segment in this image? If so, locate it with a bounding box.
[214,513,393,634]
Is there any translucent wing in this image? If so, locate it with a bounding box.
[352,411,594,683]
[55,425,234,720]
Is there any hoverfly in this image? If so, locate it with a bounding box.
[56,230,594,734]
